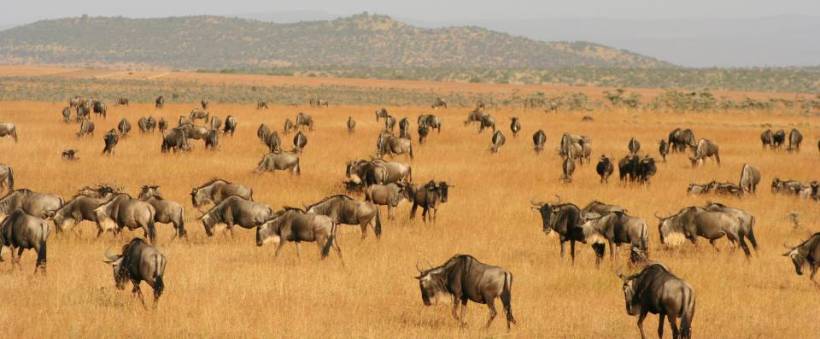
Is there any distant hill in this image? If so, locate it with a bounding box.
[0,13,671,69]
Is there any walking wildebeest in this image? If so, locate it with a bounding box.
[138,116,157,133]
[306,195,382,239]
[667,128,695,153]
[256,152,300,175]
[138,186,187,239]
[117,118,131,136]
[93,100,107,118]
[490,130,506,153]
[510,117,521,137]
[346,159,412,188]
[53,192,115,236]
[418,114,442,134]
[562,156,576,182]
[770,177,805,196]
[295,112,314,131]
[223,115,237,136]
[415,254,516,329]
[689,139,720,167]
[283,119,295,135]
[788,128,803,152]
[618,263,695,339]
[0,122,19,142]
[293,131,308,152]
[76,119,94,138]
[464,109,486,126]
[102,129,119,155]
[761,129,774,149]
[656,206,757,257]
[61,107,71,122]
[161,127,190,153]
[582,211,649,262]
[158,118,168,134]
[365,183,410,220]
[256,208,342,261]
[658,140,669,161]
[199,196,273,237]
[739,163,761,194]
[418,124,430,144]
[478,115,496,133]
[204,129,219,150]
[409,181,450,223]
[532,130,546,153]
[347,116,356,134]
[191,178,253,208]
[0,210,50,273]
[628,137,641,154]
[103,238,167,308]
[596,155,614,183]
[532,201,599,264]
[0,164,14,193]
[155,96,165,109]
[783,232,819,287]
[399,117,411,139]
[0,188,63,219]
[94,193,157,243]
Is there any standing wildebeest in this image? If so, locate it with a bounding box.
[667,128,695,153]
[61,149,78,161]
[464,109,486,126]
[510,117,521,137]
[383,115,397,132]
[53,192,114,236]
[689,139,720,167]
[658,140,669,161]
[94,193,157,243]
[179,123,209,144]
[398,117,411,139]
[365,183,409,220]
[619,154,639,182]
[738,163,761,194]
[200,99,209,110]
[582,211,649,262]
[61,107,72,122]
[117,118,131,136]
[783,232,819,286]
[77,119,95,137]
[347,116,356,134]
[257,100,268,110]
[761,129,774,149]
[636,156,657,183]
[191,179,253,208]
[346,159,412,188]
[204,129,219,150]
[102,129,119,155]
[0,188,63,219]
[103,238,167,308]
[0,210,50,273]
[256,152,300,175]
[628,137,641,154]
[293,131,308,152]
[256,208,342,261]
[257,123,272,142]
[76,105,91,121]
[417,125,430,144]
[306,195,382,239]
[377,132,414,159]
[375,108,390,121]
[199,196,272,237]
[772,129,786,148]
[560,133,591,163]
[295,112,314,131]
[532,130,546,153]
[155,96,164,109]
[138,186,187,239]
[479,115,496,133]
[161,127,190,153]
[562,156,576,183]
[0,122,19,142]
[532,201,586,264]
[117,98,129,106]
[596,155,614,183]
[209,116,222,131]
[408,181,450,223]
[656,206,757,257]
[223,115,237,136]
[263,131,282,153]
[158,118,168,134]
[618,263,695,339]
[189,110,209,123]
[0,164,14,193]
[93,100,107,118]
[283,119,295,135]
[490,130,506,153]
[69,96,83,109]
[788,128,803,152]
[415,254,516,330]
[138,116,157,133]
[431,97,447,109]
[581,200,626,218]
[418,114,442,134]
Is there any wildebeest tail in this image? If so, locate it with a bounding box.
[374,208,382,239]
[409,144,414,159]
[501,272,516,327]
[178,208,187,239]
[321,222,338,258]
[747,215,758,250]
[680,284,695,339]
[640,221,649,255]
[153,256,165,301]
[36,221,48,270]
[7,166,13,191]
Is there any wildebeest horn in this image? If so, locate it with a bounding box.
[103,248,119,263]
[415,260,424,273]
[654,212,664,220]
[554,194,561,203]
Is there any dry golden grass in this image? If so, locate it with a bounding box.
[0,83,818,338]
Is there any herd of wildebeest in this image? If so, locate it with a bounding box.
[0,94,818,338]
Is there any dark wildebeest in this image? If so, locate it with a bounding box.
[464,109,486,126]
[531,201,597,264]
[760,129,774,149]
[408,181,450,223]
[377,132,414,159]
[415,254,516,329]
[102,129,119,155]
[656,206,757,257]
[783,232,820,287]
[295,112,314,131]
[293,131,308,152]
[491,130,506,153]
[161,127,190,153]
[77,120,95,137]
[0,188,63,219]
[258,123,272,142]
[532,130,546,153]
[264,131,282,153]
[76,105,91,121]
[365,183,410,220]
[255,152,301,175]
[399,117,411,139]
[204,129,219,150]
[223,115,237,136]
[256,208,342,261]
[479,115,496,133]
[306,195,382,239]
[283,119,295,135]
[200,196,273,237]
[0,164,14,193]
[200,99,209,110]
[510,117,521,137]
[636,156,657,183]
[383,115,397,132]
[582,211,649,262]
[158,118,168,134]
[619,155,640,182]
[117,98,129,106]
[417,124,430,144]
[689,139,720,167]
[189,110,209,123]
[596,155,614,183]
[347,116,356,134]
[155,96,165,109]
[561,156,576,183]
[618,263,695,339]
[0,122,18,142]
[209,116,222,131]
[738,163,761,194]
[431,97,447,109]
[191,178,253,208]
[658,140,669,162]
[138,186,187,239]
[667,128,695,153]
[94,193,157,243]
[61,107,72,122]
[772,129,786,148]
[418,114,442,134]
[257,100,268,110]
[0,210,50,273]
[103,238,167,308]
[628,137,641,154]
[93,100,107,118]
[788,128,803,152]
[117,118,132,137]
[138,116,157,133]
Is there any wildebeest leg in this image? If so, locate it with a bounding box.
[410,202,419,219]
[809,266,817,287]
[609,240,615,260]
[295,243,302,260]
[484,298,497,329]
[668,314,679,339]
[559,240,565,258]
[709,239,720,252]
[737,235,752,258]
[657,313,665,338]
[132,281,147,308]
[637,310,648,339]
[570,240,576,265]
[274,241,286,257]
[459,299,468,327]
[360,222,368,240]
[451,297,461,321]
[422,206,429,223]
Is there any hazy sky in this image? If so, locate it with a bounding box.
[2,0,819,24]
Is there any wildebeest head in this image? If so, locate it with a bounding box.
[139,185,161,200]
[531,202,554,235]
[655,212,674,245]
[415,264,447,306]
[103,250,127,290]
[618,272,641,316]
[783,245,806,275]
[256,210,288,247]
[200,212,217,237]
[191,188,209,208]
[437,182,450,203]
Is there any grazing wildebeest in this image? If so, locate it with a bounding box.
[256,100,268,110]
[689,139,720,167]
[788,128,803,152]
[365,183,409,219]
[582,211,649,262]
[94,193,157,243]
[686,182,712,195]
[431,97,447,109]
[531,201,594,264]
[636,156,657,183]
[581,200,626,217]
[179,123,209,143]
[199,196,273,237]
[77,119,95,137]
[0,188,63,219]
[415,254,516,329]
[618,263,695,339]
[293,131,308,152]
[772,129,786,148]
[417,124,429,144]
[783,232,819,286]
[0,210,50,273]
[93,100,107,118]
[510,117,521,137]
[306,195,382,239]
[703,202,756,247]
[658,140,669,161]
[0,122,19,142]
[283,119,295,135]
[138,116,157,133]
[103,238,167,308]
[256,208,342,261]
[61,107,72,122]
[596,155,614,183]
[628,137,641,154]
[158,118,168,134]
[490,130,506,153]
[204,129,219,150]
[377,132,414,159]
[191,178,253,208]
[770,177,805,196]
[760,129,774,149]
[209,116,222,131]
[200,99,209,110]
[738,163,761,194]
[347,116,356,134]
[117,119,131,136]
[479,115,496,133]
[102,129,119,155]
[464,109,486,126]
[375,108,390,121]
[76,105,91,121]
[408,181,450,223]
[0,164,14,193]
[161,127,190,153]
[263,131,282,153]
[346,159,412,187]
[53,192,115,235]
[189,110,209,123]
[256,152,301,175]
[295,112,314,131]
[398,117,411,139]
[561,156,576,182]
[155,96,164,109]
[138,186,187,239]
[117,98,129,106]
[223,115,237,136]
[532,130,546,153]
[418,114,442,133]
[656,206,757,257]
[383,115,397,132]
[667,128,695,153]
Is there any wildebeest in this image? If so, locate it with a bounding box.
[161,127,190,153]
[398,117,411,139]
[375,108,390,121]
[209,116,222,131]
[283,118,295,135]
[596,155,614,183]
[191,178,253,208]
[257,123,272,142]
[178,123,209,143]
[760,129,774,149]
[656,206,757,257]
[788,128,803,152]
[200,99,209,110]
[561,156,576,182]
[771,129,786,148]
[295,112,314,131]
[365,183,409,219]
[257,100,268,110]
[658,140,669,161]
[138,116,157,133]
[738,163,761,194]
[510,117,521,137]
[532,130,546,153]
[347,116,356,134]
[102,129,119,155]
[667,128,695,152]
[560,133,591,163]
[155,96,165,109]
[256,152,300,175]
[346,159,412,188]
[686,182,712,195]
[618,263,695,339]
[117,118,131,137]
[770,177,805,196]
[199,196,273,237]
[710,181,744,197]
[490,130,506,153]
[223,115,237,136]
[377,132,414,159]
[139,186,187,240]
[417,124,429,144]
[0,122,19,142]
[263,131,282,153]
[531,201,594,264]
[53,192,115,236]
[383,115,397,132]
[628,137,641,154]
[293,131,308,152]
[306,195,382,239]
[61,107,72,122]
[256,208,342,261]
[0,164,14,193]
[204,129,219,150]
[464,109,487,126]
[0,188,63,219]
[0,210,50,273]
[76,119,95,137]
[689,139,720,167]
[189,110,209,123]
[417,114,442,134]
[76,105,91,121]
[431,97,447,109]
[93,100,107,118]
[94,193,157,243]
[479,115,496,133]
[158,118,168,134]
[408,181,450,223]
[117,98,129,106]
[636,156,657,183]
[103,238,167,308]
[582,211,649,262]
[415,254,516,329]
[783,232,819,286]
[619,154,658,183]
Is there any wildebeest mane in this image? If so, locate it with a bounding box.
[194,178,230,190]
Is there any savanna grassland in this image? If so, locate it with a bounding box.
[0,66,818,338]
